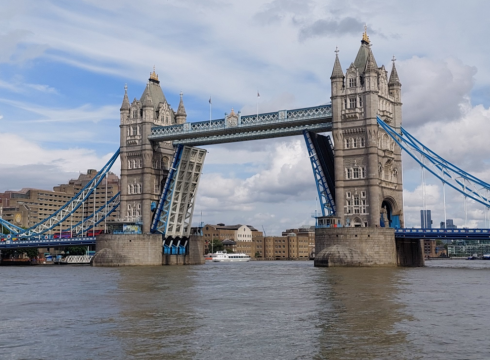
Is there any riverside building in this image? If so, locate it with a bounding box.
[0,170,120,234]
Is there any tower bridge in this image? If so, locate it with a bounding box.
[2,29,489,267]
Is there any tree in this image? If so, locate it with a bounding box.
[436,240,443,246]
[1,247,39,259]
[207,238,223,253]
[255,251,261,258]
[65,246,87,255]
[225,248,234,254]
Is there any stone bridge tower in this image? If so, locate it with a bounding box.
[119,69,187,233]
[331,30,403,228]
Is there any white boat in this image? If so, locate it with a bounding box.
[211,251,250,262]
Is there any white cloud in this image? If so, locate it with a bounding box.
[0,131,118,191]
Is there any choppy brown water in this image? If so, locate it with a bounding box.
[1,260,489,359]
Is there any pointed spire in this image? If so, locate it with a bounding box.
[120,84,130,111]
[177,91,187,116]
[364,46,378,73]
[331,47,344,79]
[389,56,401,86]
[143,83,153,108]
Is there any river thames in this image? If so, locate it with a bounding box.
[1,260,489,359]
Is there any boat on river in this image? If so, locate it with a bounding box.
[211,251,250,262]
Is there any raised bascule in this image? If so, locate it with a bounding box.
[3,30,490,266]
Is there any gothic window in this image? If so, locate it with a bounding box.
[344,99,347,109]
[349,97,356,109]
[346,192,351,198]
[132,160,136,169]
[360,137,365,147]
[353,168,359,179]
[132,110,137,119]
[128,160,132,169]
[349,78,356,88]
[353,138,357,148]
[359,96,363,107]
[354,196,360,206]
[345,138,350,149]
[139,159,142,168]
[361,167,366,178]
[361,191,366,198]
[129,184,134,194]
[346,168,352,179]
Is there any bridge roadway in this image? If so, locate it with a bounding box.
[0,237,96,249]
[395,228,490,240]
[149,104,333,145]
[2,228,490,250]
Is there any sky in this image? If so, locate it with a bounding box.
[1,0,490,234]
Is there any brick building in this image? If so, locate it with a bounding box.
[0,170,120,234]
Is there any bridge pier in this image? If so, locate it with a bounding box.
[92,234,205,266]
[92,234,163,266]
[314,227,424,267]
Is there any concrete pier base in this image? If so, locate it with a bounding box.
[92,234,162,266]
[314,227,424,267]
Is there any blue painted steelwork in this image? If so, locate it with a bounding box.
[151,145,184,234]
[303,130,336,216]
[149,105,332,146]
[66,192,120,236]
[0,237,96,249]
[395,228,490,240]
[0,149,120,238]
[377,117,490,208]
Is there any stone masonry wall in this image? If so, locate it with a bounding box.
[315,227,397,267]
[92,234,162,266]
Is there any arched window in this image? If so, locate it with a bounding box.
[360,137,365,147]
[345,138,350,149]
[353,138,357,148]
[346,168,352,179]
[130,184,134,194]
[361,167,366,178]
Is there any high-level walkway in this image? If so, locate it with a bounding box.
[149,105,332,145]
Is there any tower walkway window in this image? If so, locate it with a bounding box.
[349,98,356,109]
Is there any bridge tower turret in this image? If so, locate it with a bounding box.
[119,68,181,233]
[331,29,404,228]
